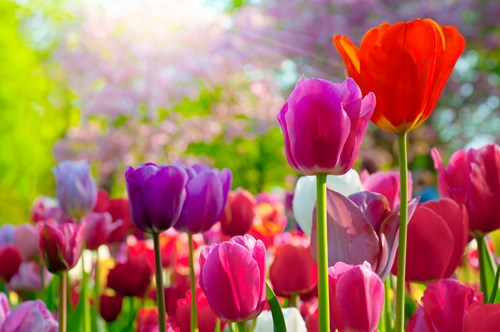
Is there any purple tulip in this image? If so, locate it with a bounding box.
[199,235,266,322]
[0,293,9,327]
[14,224,39,261]
[328,262,384,332]
[311,190,418,280]
[174,164,232,234]
[53,160,98,218]
[277,76,376,175]
[1,300,58,332]
[7,262,52,293]
[125,163,188,234]
[38,220,85,273]
[83,212,123,250]
[0,225,15,247]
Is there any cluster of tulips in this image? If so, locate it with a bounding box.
[1,17,500,332]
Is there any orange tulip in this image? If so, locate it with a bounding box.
[333,18,465,133]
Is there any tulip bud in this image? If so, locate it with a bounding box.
[53,160,98,218]
[220,189,256,236]
[99,294,123,322]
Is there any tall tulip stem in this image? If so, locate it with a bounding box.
[188,233,198,332]
[476,235,489,300]
[395,133,408,332]
[59,271,67,332]
[316,173,330,331]
[236,321,246,332]
[153,233,166,332]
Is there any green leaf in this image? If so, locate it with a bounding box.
[265,282,287,332]
[488,263,500,303]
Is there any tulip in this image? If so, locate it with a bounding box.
[0,224,15,247]
[328,262,383,332]
[83,212,122,250]
[107,255,152,297]
[277,76,375,175]
[125,163,188,234]
[93,189,110,213]
[38,220,85,274]
[0,246,22,282]
[199,235,266,322]
[7,262,52,292]
[310,190,418,280]
[392,198,468,281]
[407,279,482,332]
[334,19,465,134]
[361,170,413,210]
[254,308,307,332]
[99,294,123,322]
[175,288,220,332]
[14,224,39,261]
[464,303,500,332]
[0,293,9,326]
[269,243,317,298]
[220,189,256,236]
[1,300,58,332]
[30,196,63,224]
[106,198,135,242]
[432,144,500,234]
[174,164,232,234]
[53,160,98,218]
[293,169,364,236]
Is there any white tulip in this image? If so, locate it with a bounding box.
[293,169,365,236]
[254,308,307,332]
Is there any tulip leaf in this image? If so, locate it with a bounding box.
[266,282,287,332]
[488,263,500,304]
[477,235,497,302]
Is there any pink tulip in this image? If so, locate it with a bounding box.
[38,220,86,273]
[311,190,418,280]
[220,189,256,236]
[1,300,58,331]
[83,212,123,250]
[328,262,383,332]
[277,76,375,175]
[7,262,52,292]
[407,279,482,332]
[432,144,500,234]
[199,235,266,322]
[14,224,39,261]
[392,198,468,281]
[361,170,413,210]
[0,293,9,327]
[464,303,500,332]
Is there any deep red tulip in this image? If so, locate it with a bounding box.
[199,235,266,322]
[38,220,85,273]
[392,198,468,281]
[329,262,383,332]
[93,189,110,212]
[464,303,500,332]
[107,255,152,297]
[408,279,482,332]
[175,288,220,332]
[220,189,256,236]
[0,246,23,282]
[432,144,500,234]
[99,294,123,322]
[270,243,317,297]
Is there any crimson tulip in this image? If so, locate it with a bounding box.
[464,303,500,332]
[99,294,123,322]
[220,189,256,236]
[175,288,220,332]
[0,246,22,282]
[107,255,152,297]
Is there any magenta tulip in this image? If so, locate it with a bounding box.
[311,190,418,280]
[464,303,500,332]
[392,198,468,281]
[328,262,383,332]
[199,235,266,322]
[408,279,482,332]
[220,189,256,236]
[1,300,58,332]
[38,220,85,273]
[361,170,413,210]
[432,144,500,234]
[0,293,9,326]
[277,76,375,175]
[83,212,122,250]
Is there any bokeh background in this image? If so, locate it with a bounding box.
[1,0,499,223]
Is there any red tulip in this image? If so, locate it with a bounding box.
[464,303,500,332]
[84,212,122,250]
[107,255,152,297]
[0,246,23,282]
[220,189,256,236]
[328,262,383,332]
[392,198,468,281]
[93,189,110,212]
[432,144,500,234]
[99,294,123,322]
[175,288,221,332]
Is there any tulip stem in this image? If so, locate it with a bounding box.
[316,173,330,332]
[214,319,221,332]
[153,232,167,332]
[59,271,67,332]
[188,233,198,332]
[476,235,489,301]
[289,292,298,308]
[92,250,100,331]
[395,133,408,332]
[237,321,246,332]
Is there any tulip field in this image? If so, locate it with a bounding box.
[0,0,499,332]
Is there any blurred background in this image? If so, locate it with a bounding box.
[0,0,499,223]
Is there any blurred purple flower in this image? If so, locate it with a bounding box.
[0,300,58,332]
[14,225,39,261]
[0,293,9,327]
[0,225,15,247]
[7,262,52,293]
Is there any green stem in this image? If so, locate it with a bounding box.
[188,233,198,332]
[384,278,392,332]
[236,321,246,332]
[476,235,489,301]
[395,133,408,332]
[214,319,221,332]
[92,250,100,332]
[153,233,167,332]
[59,272,68,332]
[316,173,330,332]
[289,292,298,308]
[81,249,91,332]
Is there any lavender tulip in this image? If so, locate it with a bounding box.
[125,163,188,234]
[311,190,418,280]
[174,164,232,234]
[328,262,384,332]
[0,225,15,247]
[1,300,58,332]
[53,160,97,218]
[277,76,375,175]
